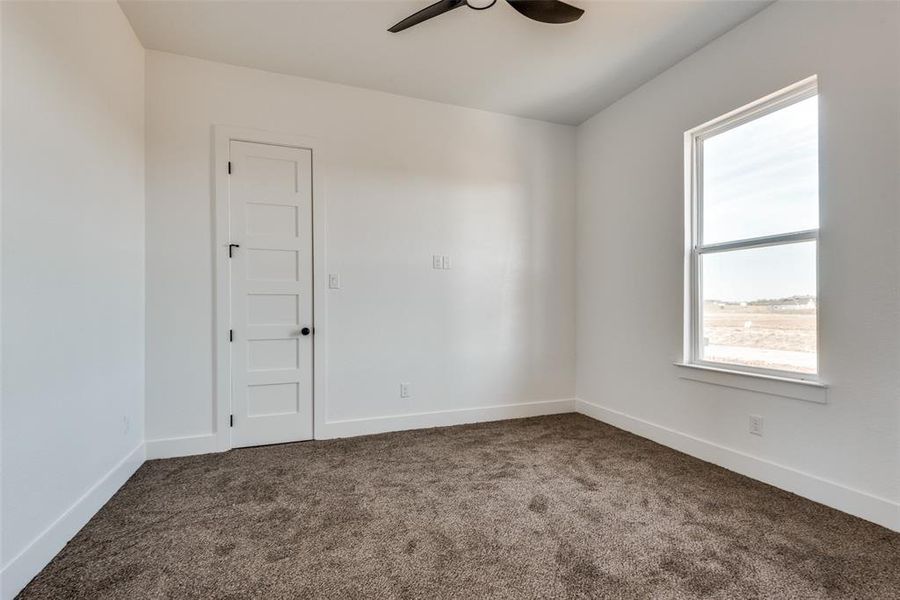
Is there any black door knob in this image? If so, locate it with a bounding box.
[301,327,311,336]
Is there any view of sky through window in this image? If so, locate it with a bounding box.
[703,96,819,246]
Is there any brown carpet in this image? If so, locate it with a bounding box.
[17,414,900,599]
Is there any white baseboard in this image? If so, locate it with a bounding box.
[575,399,900,532]
[145,399,576,459]
[145,433,218,459]
[318,398,576,439]
[1,443,146,600]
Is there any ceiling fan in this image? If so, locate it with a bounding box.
[388,0,584,33]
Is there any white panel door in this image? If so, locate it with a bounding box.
[229,140,313,447]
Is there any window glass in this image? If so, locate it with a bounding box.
[702,96,819,245]
[700,241,817,374]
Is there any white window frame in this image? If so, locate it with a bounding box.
[683,76,820,383]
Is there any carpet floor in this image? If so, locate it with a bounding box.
[18,414,900,599]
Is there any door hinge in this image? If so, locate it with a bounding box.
[229,329,234,342]
[227,161,232,175]
[228,243,240,258]
[230,414,234,427]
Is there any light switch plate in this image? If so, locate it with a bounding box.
[328,273,341,289]
[433,255,443,269]
[442,255,452,269]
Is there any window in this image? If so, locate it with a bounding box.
[685,77,819,380]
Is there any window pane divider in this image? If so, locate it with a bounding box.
[697,229,818,255]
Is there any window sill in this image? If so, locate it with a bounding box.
[674,362,828,404]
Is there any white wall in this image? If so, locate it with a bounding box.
[576,1,899,529]
[1,2,146,596]
[145,51,576,450]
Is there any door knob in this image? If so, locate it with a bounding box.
[300,327,311,336]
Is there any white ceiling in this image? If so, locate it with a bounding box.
[119,0,771,125]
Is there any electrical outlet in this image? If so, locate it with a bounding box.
[400,382,411,398]
[442,255,452,269]
[328,273,341,289]
[433,255,443,269]
[749,415,764,436]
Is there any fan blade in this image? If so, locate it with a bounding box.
[506,0,584,24]
[388,0,467,32]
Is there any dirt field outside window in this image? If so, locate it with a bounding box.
[701,302,816,374]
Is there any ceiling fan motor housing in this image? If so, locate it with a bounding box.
[466,0,497,9]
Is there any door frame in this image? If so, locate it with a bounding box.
[212,125,328,451]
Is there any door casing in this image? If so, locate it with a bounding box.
[213,125,329,451]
